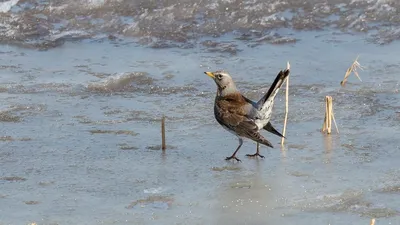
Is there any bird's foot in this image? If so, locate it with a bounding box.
[246,153,265,159]
[225,156,242,162]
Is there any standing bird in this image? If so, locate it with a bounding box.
[204,69,289,162]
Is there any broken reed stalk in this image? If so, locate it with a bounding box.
[161,116,166,150]
[322,96,339,134]
[341,55,364,86]
[370,218,375,225]
[281,61,290,145]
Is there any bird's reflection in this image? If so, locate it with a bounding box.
[210,157,289,225]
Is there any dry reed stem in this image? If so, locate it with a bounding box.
[281,62,290,145]
[322,96,339,134]
[322,96,331,134]
[370,218,375,225]
[341,55,364,86]
[161,116,166,150]
[326,97,331,133]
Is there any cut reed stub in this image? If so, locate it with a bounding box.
[341,55,364,87]
[322,96,339,134]
[161,116,166,150]
[370,218,375,225]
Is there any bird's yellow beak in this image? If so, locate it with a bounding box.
[204,72,215,79]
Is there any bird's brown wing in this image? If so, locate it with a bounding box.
[214,93,273,148]
[242,95,284,138]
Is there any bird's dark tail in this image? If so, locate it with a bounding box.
[263,122,285,138]
[256,69,290,107]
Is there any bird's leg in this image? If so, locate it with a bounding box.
[246,142,265,158]
[225,137,243,162]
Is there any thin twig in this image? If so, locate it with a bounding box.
[161,116,166,150]
[331,110,340,134]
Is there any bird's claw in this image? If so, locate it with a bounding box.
[225,156,242,162]
[246,153,265,159]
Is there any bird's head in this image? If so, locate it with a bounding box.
[204,71,237,96]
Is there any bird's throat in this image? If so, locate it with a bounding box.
[217,84,237,97]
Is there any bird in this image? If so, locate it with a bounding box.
[204,68,289,162]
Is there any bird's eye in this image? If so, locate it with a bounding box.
[217,74,223,79]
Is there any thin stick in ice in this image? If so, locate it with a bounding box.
[281,61,290,145]
[161,116,166,150]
